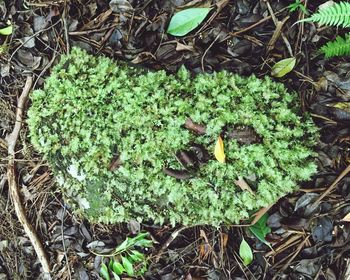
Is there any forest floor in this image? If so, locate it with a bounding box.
[1,0,350,279]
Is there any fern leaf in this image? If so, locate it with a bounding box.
[302,1,350,28]
[321,33,350,58]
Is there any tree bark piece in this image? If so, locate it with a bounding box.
[5,76,51,274]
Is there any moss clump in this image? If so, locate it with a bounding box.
[27,48,318,226]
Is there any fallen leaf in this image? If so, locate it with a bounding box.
[167,8,211,37]
[328,102,350,113]
[220,232,228,248]
[271,57,296,77]
[311,216,333,242]
[214,136,225,163]
[33,15,48,32]
[242,205,272,226]
[0,25,12,35]
[198,243,212,261]
[239,238,253,265]
[341,212,350,222]
[109,0,134,13]
[176,42,195,52]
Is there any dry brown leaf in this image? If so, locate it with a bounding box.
[199,229,212,261]
[250,205,272,225]
[176,42,195,52]
[234,177,255,194]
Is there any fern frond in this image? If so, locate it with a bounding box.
[320,33,350,58]
[302,1,350,28]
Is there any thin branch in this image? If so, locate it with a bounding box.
[153,226,187,263]
[5,76,51,274]
[265,0,294,57]
[313,164,350,206]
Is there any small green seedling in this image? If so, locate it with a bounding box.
[288,0,308,14]
[248,214,272,249]
[98,232,153,280]
[239,238,253,266]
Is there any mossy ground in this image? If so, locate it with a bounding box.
[28,47,318,226]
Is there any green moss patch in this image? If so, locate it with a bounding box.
[27,48,318,226]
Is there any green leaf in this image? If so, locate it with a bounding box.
[167,8,211,36]
[271,57,296,77]
[100,263,110,280]
[132,232,149,242]
[298,1,350,28]
[112,272,121,280]
[239,238,253,266]
[112,261,125,275]
[108,259,114,271]
[320,34,350,58]
[115,238,129,252]
[249,214,272,248]
[0,25,13,36]
[135,238,153,248]
[122,256,134,276]
[129,250,145,262]
[287,0,308,14]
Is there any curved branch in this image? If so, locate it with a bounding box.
[5,76,51,273]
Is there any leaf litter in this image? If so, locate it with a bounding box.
[1,0,350,279]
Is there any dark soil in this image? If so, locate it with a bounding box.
[1,0,350,279]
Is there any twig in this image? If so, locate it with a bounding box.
[343,259,350,280]
[9,20,62,63]
[194,0,229,36]
[61,206,71,279]
[5,76,51,273]
[272,235,310,280]
[265,0,293,57]
[0,175,7,192]
[153,226,187,263]
[221,15,273,43]
[266,16,290,54]
[69,23,119,36]
[62,0,70,54]
[313,164,350,206]
[201,34,220,72]
[294,0,308,54]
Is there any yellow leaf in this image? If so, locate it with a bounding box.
[214,136,225,163]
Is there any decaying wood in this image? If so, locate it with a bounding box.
[175,150,197,169]
[226,126,260,145]
[5,76,51,274]
[163,167,192,180]
[184,118,206,135]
